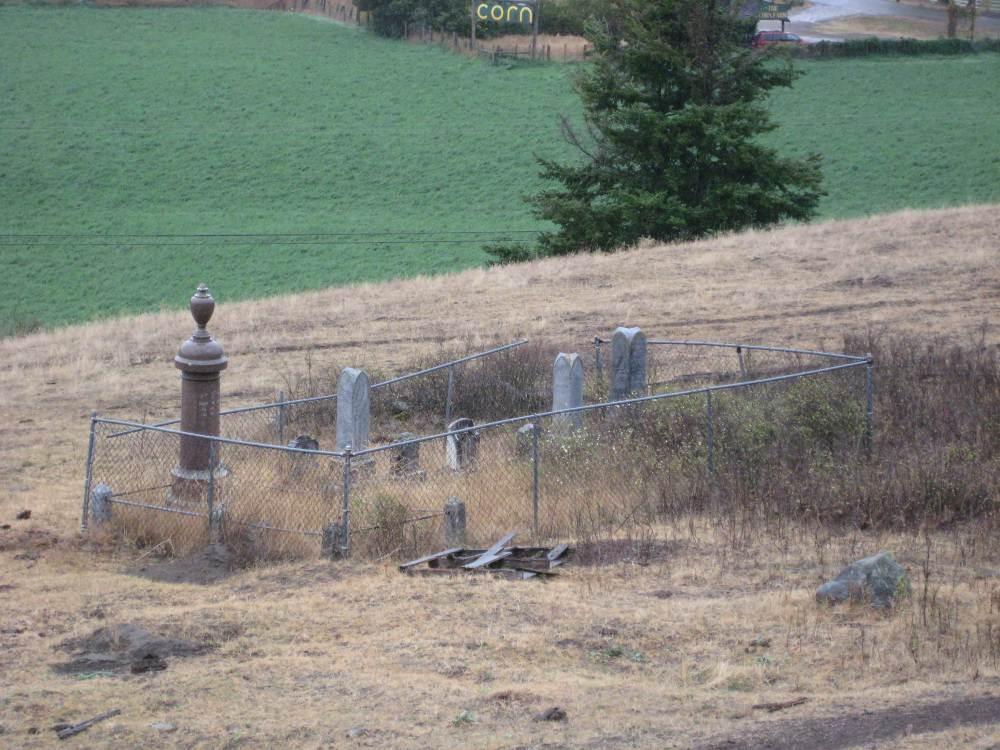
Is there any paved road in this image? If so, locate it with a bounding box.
[774,0,1000,39]
[794,0,957,23]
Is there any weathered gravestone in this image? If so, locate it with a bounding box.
[90,483,113,527]
[816,551,910,609]
[287,435,319,451]
[444,497,467,547]
[335,368,370,453]
[446,418,479,471]
[390,432,423,478]
[552,352,584,429]
[516,422,538,458]
[321,521,347,559]
[610,327,646,400]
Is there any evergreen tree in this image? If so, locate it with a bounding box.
[494,0,823,260]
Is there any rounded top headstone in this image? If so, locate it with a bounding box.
[175,284,228,373]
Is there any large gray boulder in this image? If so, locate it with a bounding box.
[816,552,910,609]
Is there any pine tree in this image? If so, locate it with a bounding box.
[497,0,823,259]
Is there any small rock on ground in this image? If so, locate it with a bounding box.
[534,707,567,722]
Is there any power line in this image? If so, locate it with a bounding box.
[0,239,532,248]
[0,229,540,239]
[0,229,542,248]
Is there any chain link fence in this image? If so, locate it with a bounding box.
[82,339,872,562]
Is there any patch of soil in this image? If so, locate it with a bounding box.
[129,543,235,585]
[227,561,342,595]
[574,538,681,566]
[53,622,216,675]
[0,527,61,555]
[698,693,1000,750]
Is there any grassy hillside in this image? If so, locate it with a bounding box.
[1,206,998,750]
[1,6,999,331]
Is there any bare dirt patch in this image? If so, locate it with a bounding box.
[574,538,683,566]
[128,543,236,585]
[699,692,1000,750]
[53,622,217,676]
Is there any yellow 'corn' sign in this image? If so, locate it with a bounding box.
[476,1,534,24]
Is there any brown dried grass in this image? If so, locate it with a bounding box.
[1,206,1000,747]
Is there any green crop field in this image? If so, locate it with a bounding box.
[1,6,998,333]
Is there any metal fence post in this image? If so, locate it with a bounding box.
[736,346,748,379]
[705,390,715,475]
[444,365,455,427]
[207,440,217,541]
[864,353,874,457]
[531,423,540,537]
[340,448,353,557]
[277,390,286,445]
[594,337,603,381]
[80,411,98,531]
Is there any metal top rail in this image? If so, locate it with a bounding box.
[107,339,529,438]
[593,337,867,363]
[350,358,869,458]
[95,358,866,460]
[95,416,348,458]
[370,339,528,389]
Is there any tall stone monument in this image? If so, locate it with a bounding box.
[610,326,647,400]
[170,284,228,503]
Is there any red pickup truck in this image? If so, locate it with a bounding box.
[752,31,804,48]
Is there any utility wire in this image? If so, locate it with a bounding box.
[0,229,542,248]
[0,239,532,248]
[0,229,539,239]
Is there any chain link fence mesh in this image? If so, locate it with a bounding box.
[83,340,871,563]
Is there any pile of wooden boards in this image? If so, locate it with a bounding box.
[399,533,572,580]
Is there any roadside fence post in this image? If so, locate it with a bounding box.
[594,337,603,382]
[80,410,98,531]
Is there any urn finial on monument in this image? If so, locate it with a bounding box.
[175,284,228,373]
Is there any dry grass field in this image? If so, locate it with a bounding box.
[810,14,997,41]
[1,204,999,748]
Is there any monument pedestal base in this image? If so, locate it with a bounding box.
[168,465,229,507]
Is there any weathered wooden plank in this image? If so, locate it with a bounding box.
[547,543,569,561]
[506,564,558,577]
[463,532,516,568]
[398,547,463,570]
[503,557,556,571]
[464,549,512,569]
[405,566,525,579]
[57,708,121,740]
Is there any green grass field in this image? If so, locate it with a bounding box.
[1,6,998,332]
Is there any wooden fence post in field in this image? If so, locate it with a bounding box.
[531,0,539,59]
[470,0,477,51]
